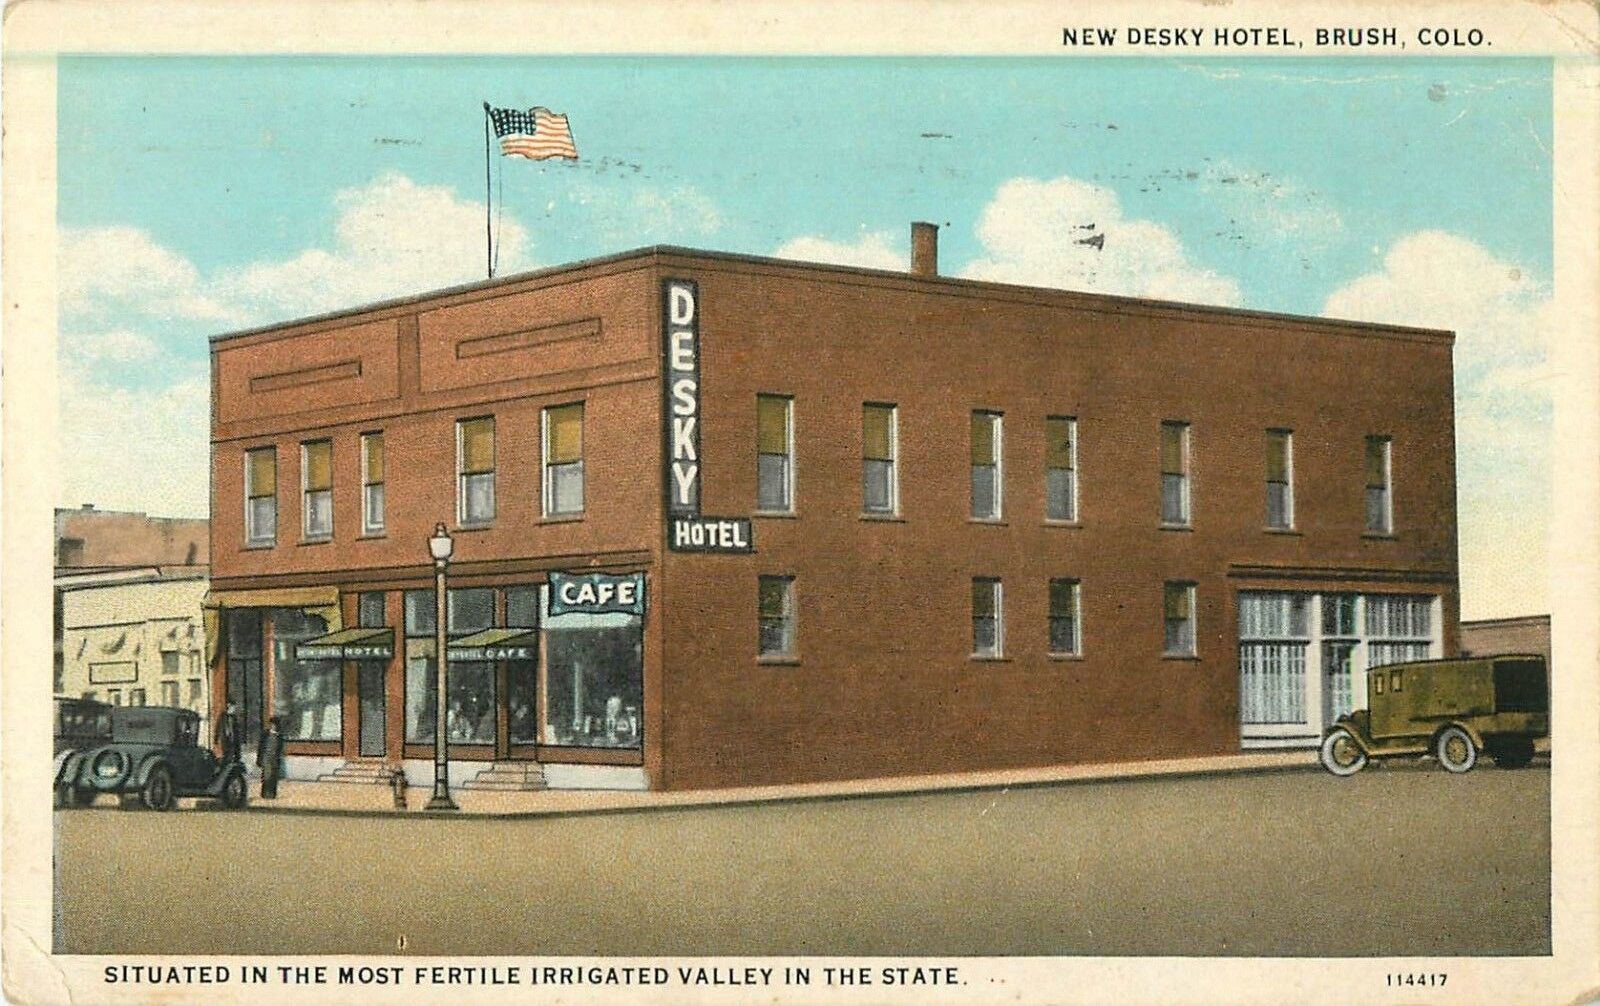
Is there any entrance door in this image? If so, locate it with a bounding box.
[358,662,386,758]
[225,610,265,761]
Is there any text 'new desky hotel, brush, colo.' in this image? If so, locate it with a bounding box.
[205,223,1458,791]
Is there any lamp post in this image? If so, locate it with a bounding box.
[426,523,458,811]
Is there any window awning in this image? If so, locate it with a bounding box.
[296,627,394,661]
[448,628,539,661]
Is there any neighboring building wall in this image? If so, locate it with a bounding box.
[55,507,208,568]
[1460,615,1550,663]
[654,254,1459,788]
[60,575,211,735]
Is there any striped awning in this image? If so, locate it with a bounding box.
[448,628,539,661]
[296,627,394,661]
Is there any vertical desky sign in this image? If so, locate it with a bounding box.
[663,278,754,553]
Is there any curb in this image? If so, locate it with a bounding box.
[235,754,1324,822]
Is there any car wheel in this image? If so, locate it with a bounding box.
[1490,738,1535,769]
[220,772,248,810]
[1435,726,1477,773]
[1319,728,1368,776]
[142,765,176,811]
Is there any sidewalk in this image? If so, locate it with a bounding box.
[242,749,1319,818]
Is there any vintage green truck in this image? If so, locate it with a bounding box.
[1319,654,1548,776]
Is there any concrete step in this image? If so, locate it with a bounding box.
[460,761,548,791]
[318,763,394,785]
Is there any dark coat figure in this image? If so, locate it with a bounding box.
[216,703,241,764]
[257,716,285,799]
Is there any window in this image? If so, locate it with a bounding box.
[301,440,333,539]
[1238,592,1311,723]
[756,395,794,513]
[1322,593,1360,720]
[362,432,385,534]
[1163,581,1197,656]
[358,591,386,628]
[1160,421,1190,526]
[971,411,1003,519]
[161,651,180,676]
[972,578,1003,657]
[1266,429,1293,529]
[271,609,339,741]
[1049,578,1081,656]
[862,403,898,514]
[161,680,180,706]
[129,688,146,707]
[187,678,203,704]
[758,576,796,658]
[1365,436,1393,533]
[543,403,584,516]
[244,447,277,545]
[542,585,643,749]
[404,588,497,745]
[457,417,495,525]
[108,689,122,706]
[1366,594,1434,668]
[1045,416,1078,522]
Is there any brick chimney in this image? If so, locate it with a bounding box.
[910,221,939,277]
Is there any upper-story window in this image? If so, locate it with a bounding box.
[972,577,1004,657]
[1160,420,1191,527]
[543,403,585,517]
[1365,435,1393,534]
[862,403,898,515]
[361,432,385,535]
[970,411,1003,520]
[1266,429,1294,530]
[1045,416,1078,522]
[758,575,797,659]
[1049,578,1082,656]
[301,439,333,540]
[756,394,794,513]
[1163,581,1197,657]
[457,417,495,526]
[244,446,277,546]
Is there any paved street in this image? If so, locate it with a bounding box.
[54,764,1549,957]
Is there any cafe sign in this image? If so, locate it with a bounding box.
[548,570,647,616]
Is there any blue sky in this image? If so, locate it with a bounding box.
[56,56,1553,616]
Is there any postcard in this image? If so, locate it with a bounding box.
[4,1,1598,1003]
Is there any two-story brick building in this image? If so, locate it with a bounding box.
[207,224,1458,791]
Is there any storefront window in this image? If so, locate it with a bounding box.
[270,609,339,741]
[541,585,643,749]
[404,588,497,745]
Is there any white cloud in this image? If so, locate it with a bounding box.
[570,181,724,247]
[62,329,161,364]
[1191,160,1344,246]
[772,230,904,270]
[959,176,1243,306]
[215,172,534,321]
[1322,231,1552,619]
[56,361,211,518]
[59,226,239,323]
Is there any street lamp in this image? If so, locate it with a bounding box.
[426,523,458,811]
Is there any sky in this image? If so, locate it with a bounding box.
[56,56,1553,618]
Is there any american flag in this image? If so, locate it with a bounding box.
[486,105,579,160]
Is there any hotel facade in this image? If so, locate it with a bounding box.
[206,226,1458,790]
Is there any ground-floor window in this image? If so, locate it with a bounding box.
[271,609,339,741]
[1238,590,1439,744]
[543,584,642,749]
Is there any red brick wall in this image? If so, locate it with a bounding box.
[654,257,1459,789]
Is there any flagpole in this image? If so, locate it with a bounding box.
[482,102,494,279]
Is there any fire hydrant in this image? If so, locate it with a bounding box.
[390,768,408,810]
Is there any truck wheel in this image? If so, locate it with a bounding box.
[1319,728,1368,776]
[1435,726,1477,773]
[1490,739,1535,769]
[142,765,176,811]
[220,772,248,810]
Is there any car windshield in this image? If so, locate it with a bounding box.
[56,705,112,739]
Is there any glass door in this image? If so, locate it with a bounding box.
[358,661,385,758]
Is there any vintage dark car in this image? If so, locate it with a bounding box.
[56,706,248,810]
[53,696,115,806]
[1319,654,1549,776]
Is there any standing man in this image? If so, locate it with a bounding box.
[216,701,241,764]
[257,716,285,799]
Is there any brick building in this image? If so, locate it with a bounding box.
[207,225,1458,791]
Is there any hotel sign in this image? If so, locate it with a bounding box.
[663,277,756,555]
[548,571,647,616]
